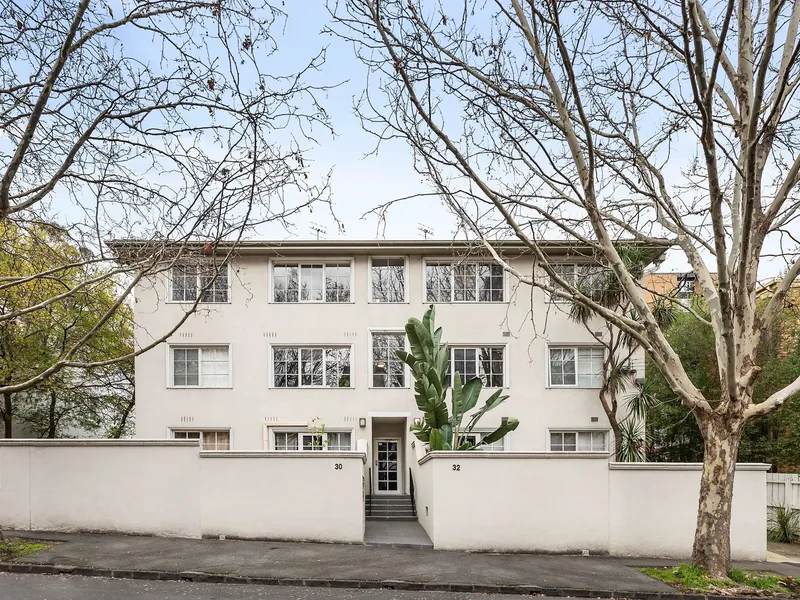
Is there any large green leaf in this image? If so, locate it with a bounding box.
[451,371,464,427]
[429,428,445,451]
[459,376,483,415]
[479,418,520,446]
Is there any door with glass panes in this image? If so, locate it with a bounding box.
[374,439,400,493]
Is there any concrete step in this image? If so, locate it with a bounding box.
[367,512,416,518]
[366,516,419,522]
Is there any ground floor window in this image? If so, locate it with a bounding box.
[273,430,352,451]
[172,429,230,450]
[461,432,506,451]
[549,430,607,452]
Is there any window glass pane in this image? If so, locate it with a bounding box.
[172,348,199,386]
[300,264,324,301]
[327,431,352,451]
[426,263,451,302]
[199,264,229,303]
[577,347,604,388]
[591,431,607,451]
[478,263,504,302]
[302,434,325,451]
[274,432,299,451]
[173,430,201,440]
[273,265,299,302]
[452,348,477,382]
[301,348,324,386]
[549,348,576,386]
[325,347,351,387]
[478,347,504,387]
[372,258,405,302]
[372,333,405,387]
[576,265,606,300]
[453,264,477,301]
[577,432,592,451]
[200,346,229,387]
[563,432,577,451]
[480,433,505,451]
[549,264,576,301]
[550,432,563,452]
[325,263,351,302]
[273,347,299,387]
[171,265,198,302]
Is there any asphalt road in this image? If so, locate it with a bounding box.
[0,573,582,600]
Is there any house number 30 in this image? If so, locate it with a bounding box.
[452,464,461,471]
[334,463,343,470]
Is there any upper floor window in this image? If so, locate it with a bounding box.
[549,263,606,302]
[425,261,504,303]
[273,262,351,303]
[172,429,231,450]
[550,430,607,452]
[170,345,231,388]
[371,258,405,302]
[548,346,604,387]
[448,346,505,387]
[676,273,697,299]
[171,264,229,303]
[273,430,352,451]
[372,332,406,388]
[272,346,352,388]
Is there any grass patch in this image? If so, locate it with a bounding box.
[638,563,798,596]
[0,538,51,561]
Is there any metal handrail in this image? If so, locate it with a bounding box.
[409,467,416,516]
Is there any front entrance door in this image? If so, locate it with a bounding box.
[375,439,400,493]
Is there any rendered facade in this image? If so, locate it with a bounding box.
[130,240,654,495]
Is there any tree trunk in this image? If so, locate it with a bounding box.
[47,390,57,438]
[691,416,744,578]
[3,391,12,438]
[610,418,623,461]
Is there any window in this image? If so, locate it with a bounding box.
[371,258,405,302]
[372,333,406,388]
[272,262,351,303]
[449,346,505,387]
[272,346,351,388]
[550,431,607,452]
[170,264,229,303]
[548,346,604,387]
[676,273,697,299]
[172,430,230,450]
[273,430,352,451]
[549,263,605,301]
[425,261,504,302]
[462,433,506,451]
[170,346,230,388]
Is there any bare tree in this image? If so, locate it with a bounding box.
[0,1,336,400]
[332,0,800,576]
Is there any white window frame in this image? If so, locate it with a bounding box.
[460,430,509,451]
[422,258,507,304]
[547,429,609,452]
[167,343,232,389]
[167,263,231,304]
[368,329,409,389]
[368,256,408,303]
[269,344,355,389]
[547,345,605,389]
[170,428,232,450]
[547,263,605,303]
[448,345,507,388]
[269,258,355,304]
[270,427,354,451]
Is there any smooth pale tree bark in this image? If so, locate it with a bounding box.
[332,0,800,577]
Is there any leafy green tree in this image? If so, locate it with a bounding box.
[398,305,519,450]
[0,222,134,437]
[647,305,800,469]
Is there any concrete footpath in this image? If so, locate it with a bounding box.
[3,531,800,598]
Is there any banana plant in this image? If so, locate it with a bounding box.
[396,305,519,450]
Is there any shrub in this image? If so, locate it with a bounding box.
[767,505,800,544]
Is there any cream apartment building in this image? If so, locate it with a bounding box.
[124,239,659,496]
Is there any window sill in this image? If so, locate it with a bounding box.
[425,300,508,305]
[367,301,410,305]
[267,387,355,390]
[165,300,232,305]
[546,386,602,390]
[368,386,411,390]
[167,386,233,390]
[267,301,357,305]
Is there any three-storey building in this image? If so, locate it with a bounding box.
[123,239,658,495]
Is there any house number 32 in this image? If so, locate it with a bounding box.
[452,464,461,471]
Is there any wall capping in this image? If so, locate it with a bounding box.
[609,462,771,472]
[200,451,367,463]
[418,451,611,465]
[0,439,198,447]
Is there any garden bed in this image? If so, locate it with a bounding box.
[0,538,52,562]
